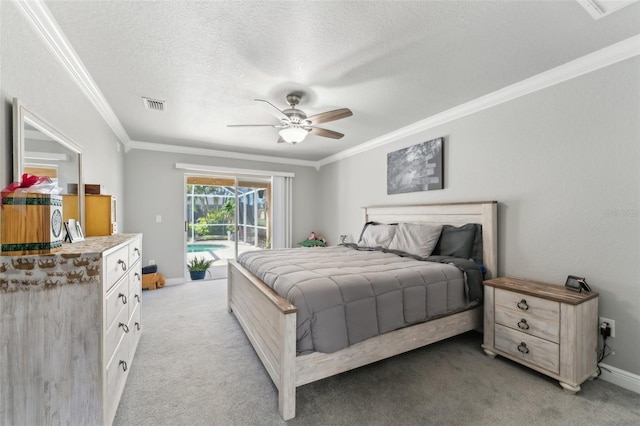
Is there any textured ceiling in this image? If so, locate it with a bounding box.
[45,1,640,162]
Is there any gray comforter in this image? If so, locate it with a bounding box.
[237,246,482,354]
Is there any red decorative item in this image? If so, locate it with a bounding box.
[2,174,52,193]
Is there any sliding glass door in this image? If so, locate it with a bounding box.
[184,175,270,280]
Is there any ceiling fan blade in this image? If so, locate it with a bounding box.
[308,127,344,139]
[254,99,289,120]
[227,124,279,128]
[306,108,353,125]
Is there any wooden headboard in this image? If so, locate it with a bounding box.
[362,201,498,279]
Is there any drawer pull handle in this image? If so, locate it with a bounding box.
[118,293,128,304]
[119,322,130,333]
[119,360,128,372]
[135,294,140,302]
[517,342,530,354]
[517,319,530,330]
[134,272,141,281]
[134,248,141,257]
[135,322,140,331]
[517,299,529,311]
[118,259,127,271]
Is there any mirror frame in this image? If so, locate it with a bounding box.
[12,98,84,226]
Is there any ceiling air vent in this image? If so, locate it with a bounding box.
[142,97,166,112]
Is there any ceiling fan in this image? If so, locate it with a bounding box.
[228,92,353,145]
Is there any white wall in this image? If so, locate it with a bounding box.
[318,58,640,376]
[123,149,320,279]
[0,2,125,223]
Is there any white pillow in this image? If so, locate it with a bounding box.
[387,222,443,258]
[358,224,397,249]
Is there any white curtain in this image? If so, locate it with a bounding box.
[271,176,293,248]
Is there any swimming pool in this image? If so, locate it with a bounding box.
[187,243,226,253]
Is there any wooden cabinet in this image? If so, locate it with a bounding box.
[482,276,599,393]
[62,193,79,223]
[62,194,118,236]
[0,234,142,425]
[85,194,117,236]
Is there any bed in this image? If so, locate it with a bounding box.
[227,201,498,420]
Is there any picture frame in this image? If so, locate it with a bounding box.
[65,219,85,243]
[564,275,592,292]
[387,137,444,195]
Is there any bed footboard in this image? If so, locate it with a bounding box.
[227,260,297,420]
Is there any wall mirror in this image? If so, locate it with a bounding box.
[13,98,84,226]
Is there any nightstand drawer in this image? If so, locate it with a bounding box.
[495,323,559,373]
[495,305,559,343]
[495,288,559,324]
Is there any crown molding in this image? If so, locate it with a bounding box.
[131,140,319,169]
[16,0,638,169]
[14,0,132,149]
[317,34,640,168]
[576,0,638,20]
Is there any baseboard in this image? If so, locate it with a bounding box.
[165,277,185,286]
[598,363,640,394]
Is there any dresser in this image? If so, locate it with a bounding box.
[0,234,142,425]
[482,277,598,393]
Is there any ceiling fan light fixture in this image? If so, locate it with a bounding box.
[279,126,308,144]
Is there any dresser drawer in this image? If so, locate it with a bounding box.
[128,238,142,268]
[105,336,129,422]
[105,277,129,329]
[105,245,130,291]
[105,304,129,363]
[128,264,142,320]
[495,323,559,373]
[128,303,142,363]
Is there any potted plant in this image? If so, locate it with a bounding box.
[187,256,213,280]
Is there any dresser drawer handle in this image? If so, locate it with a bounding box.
[517,319,530,330]
[134,247,141,257]
[517,299,529,311]
[118,293,128,304]
[134,272,141,281]
[118,259,127,271]
[119,360,128,372]
[135,294,140,303]
[135,322,140,331]
[517,342,530,354]
[119,322,130,333]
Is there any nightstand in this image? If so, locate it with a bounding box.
[482,277,599,393]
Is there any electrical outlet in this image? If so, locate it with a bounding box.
[599,317,615,338]
[149,259,156,266]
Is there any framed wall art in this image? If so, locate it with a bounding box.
[387,137,443,195]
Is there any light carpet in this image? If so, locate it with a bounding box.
[114,279,640,425]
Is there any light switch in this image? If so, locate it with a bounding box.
[156,215,162,223]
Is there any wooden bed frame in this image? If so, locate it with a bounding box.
[227,201,498,420]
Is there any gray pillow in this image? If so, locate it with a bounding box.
[433,224,478,259]
[358,224,397,249]
[387,222,443,258]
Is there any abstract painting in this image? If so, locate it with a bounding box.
[387,137,443,195]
